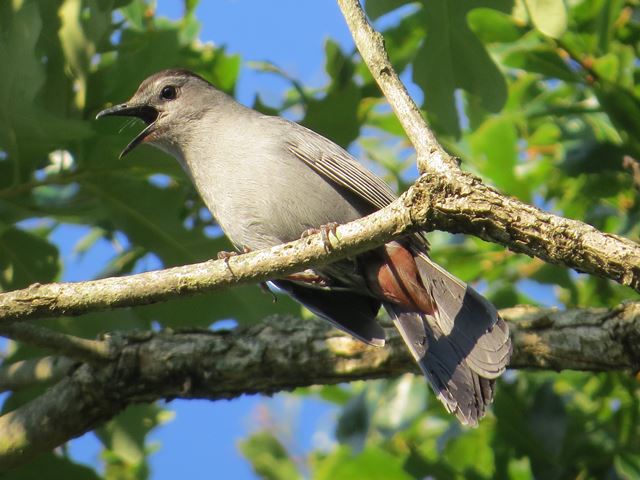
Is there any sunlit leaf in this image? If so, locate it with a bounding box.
[240,431,302,480]
[522,0,568,38]
[313,445,413,480]
[412,0,509,136]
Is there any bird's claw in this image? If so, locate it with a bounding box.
[216,246,252,271]
[300,222,340,251]
[216,246,251,261]
[217,250,239,261]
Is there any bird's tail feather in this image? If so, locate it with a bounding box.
[387,307,502,425]
[414,253,511,378]
[384,250,511,426]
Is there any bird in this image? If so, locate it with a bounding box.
[97,69,511,426]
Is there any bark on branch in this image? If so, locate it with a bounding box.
[0,168,638,325]
[0,303,638,470]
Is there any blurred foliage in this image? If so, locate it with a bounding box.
[0,0,639,478]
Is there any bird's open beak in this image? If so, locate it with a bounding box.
[96,103,159,158]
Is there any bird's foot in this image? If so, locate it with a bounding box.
[216,247,252,270]
[300,222,340,251]
[216,250,239,261]
[216,246,251,262]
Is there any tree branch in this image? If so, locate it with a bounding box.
[0,323,112,363]
[0,356,73,393]
[337,0,456,173]
[408,173,640,290]
[0,164,637,327]
[0,303,638,470]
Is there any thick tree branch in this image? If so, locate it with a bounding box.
[0,303,638,470]
[0,201,411,323]
[409,173,640,290]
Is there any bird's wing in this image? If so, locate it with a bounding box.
[276,118,398,211]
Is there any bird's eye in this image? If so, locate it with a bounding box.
[160,85,178,100]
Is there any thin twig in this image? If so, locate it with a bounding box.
[0,323,112,363]
[0,356,74,393]
[336,0,458,173]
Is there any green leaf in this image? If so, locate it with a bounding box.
[302,41,362,147]
[593,53,620,83]
[502,46,578,83]
[306,384,354,405]
[0,1,94,178]
[118,0,148,31]
[239,431,302,480]
[469,116,530,199]
[303,82,361,148]
[335,389,370,451]
[467,8,526,43]
[0,1,45,111]
[412,0,509,136]
[97,404,172,480]
[593,83,640,149]
[313,445,413,480]
[0,225,59,290]
[185,0,199,16]
[529,263,576,297]
[371,375,428,435]
[522,0,568,38]
[324,39,355,88]
[58,0,110,110]
[528,383,567,464]
[562,141,625,175]
[508,457,534,480]
[365,110,406,137]
[4,452,101,480]
[442,422,495,477]
[528,122,561,146]
[615,452,640,479]
[186,45,241,95]
[365,0,415,21]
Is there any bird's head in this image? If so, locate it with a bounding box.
[96,69,217,158]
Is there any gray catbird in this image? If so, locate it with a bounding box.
[97,69,511,425]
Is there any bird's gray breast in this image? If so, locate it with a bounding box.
[182,118,368,250]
